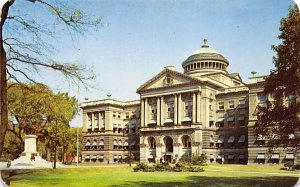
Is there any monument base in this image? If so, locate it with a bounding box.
[10,134,64,168]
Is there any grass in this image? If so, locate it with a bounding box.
[2,165,299,187]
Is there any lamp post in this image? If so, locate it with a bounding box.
[76,127,79,167]
[53,120,58,169]
[128,128,131,167]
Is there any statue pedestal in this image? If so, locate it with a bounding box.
[11,134,55,168]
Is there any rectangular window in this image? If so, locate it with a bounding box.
[209,121,214,127]
[258,94,268,106]
[184,100,193,117]
[94,113,99,128]
[167,102,174,119]
[151,104,157,120]
[239,120,245,127]
[217,122,224,127]
[229,101,234,109]
[218,102,224,110]
[239,100,246,108]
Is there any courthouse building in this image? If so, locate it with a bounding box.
[81,39,298,164]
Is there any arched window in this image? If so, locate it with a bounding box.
[99,139,104,149]
[164,136,173,152]
[217,135,224,148]
[148,137,156,149]
[182,135,191,148]
[113,139,118,149]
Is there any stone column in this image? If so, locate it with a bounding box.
[192,93,196,123]
[141,99,145,127]
[197,92,201,123]
[161,96,165,125]
[178,94,182,125]
[156,97,161,126]
[155,144,162,163]
[91,112,95,131]
[145,98,148,126]
[140,136,147,163]
[82,112,88,132]
[200,91,209,128]
[99,112,103,128]
[174,94,178,125]
[105,110,113,131]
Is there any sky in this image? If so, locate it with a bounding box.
[7,0,298,127]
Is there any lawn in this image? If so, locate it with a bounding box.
[2,165,299,187]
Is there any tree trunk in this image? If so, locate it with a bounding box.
[0,0,15,157]
[46,147,51,161]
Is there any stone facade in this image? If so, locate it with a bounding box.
[81,99,140,163]
[81,40,298,165]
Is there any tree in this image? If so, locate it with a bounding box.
[5,83,78,162]
[0,0,100,156]
[254,5,300,150]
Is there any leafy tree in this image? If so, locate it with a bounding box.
[0,0,100,156]
[5,83,78,164]
[254,5,300,150]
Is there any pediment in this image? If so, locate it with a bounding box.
[137,69,201,93]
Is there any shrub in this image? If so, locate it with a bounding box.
[284,161,294,171]
[154,164,165,171]
[132,162,204,172]
[133,162,149,172]
[179,152,191,163]
[192,153,208,165]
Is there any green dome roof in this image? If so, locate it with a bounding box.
[182,39,229,66]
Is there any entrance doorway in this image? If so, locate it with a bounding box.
[164,136,173,163]
[164,155,172,163]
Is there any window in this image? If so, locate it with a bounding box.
[227,136,235,148]
[118,115,121,118]
[184,100,193,117]
[229,101,234,109]
[218,102,224,110]
[209,121,214,127]
[239,100,246,108]
[94,113,99,129]
[113,113,116,118]
[113,124,117,133]
[210,135,214,147]
[256,135,266,146]
[150,104,157,120]
[258,94,268,106]
[113,140,118,149]
[126,113,129,119]
[148,137,156,149]
[217,136,224,148]
[99,139,104,149]
[238,116,245,127]
[216,118,224,127]
[118,126,122,133]
[182,135,191,148]
[167,102,174,119]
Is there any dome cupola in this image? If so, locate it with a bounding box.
[182,39,229,77]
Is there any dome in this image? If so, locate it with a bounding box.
[182,39,229,67]
[181,39,229,77]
